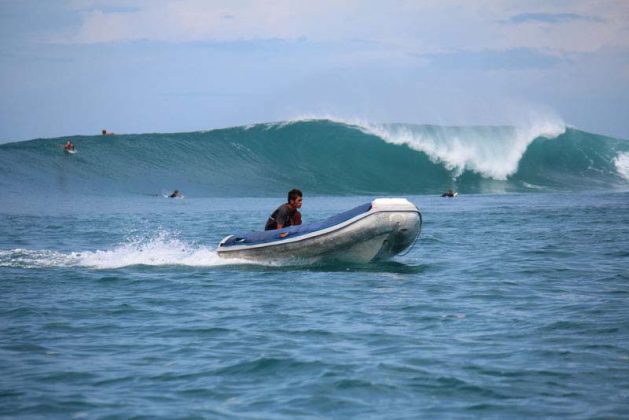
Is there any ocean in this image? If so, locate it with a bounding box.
[1,119,628,418]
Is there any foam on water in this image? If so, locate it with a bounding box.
[0,249,79,268]
[615,152,629,180]
[0,231,252,269]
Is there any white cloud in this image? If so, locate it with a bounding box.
[48,0,629,61]
[56,0,359,43]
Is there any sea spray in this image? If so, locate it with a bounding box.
[0,231,253,269]
[352,119,566,180]
[614,152,629,180]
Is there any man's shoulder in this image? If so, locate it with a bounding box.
[276,203,295,221]
[276,203,291,214]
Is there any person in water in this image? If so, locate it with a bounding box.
[169,190,181,198]
[265,189,303,230]
[441,189,456,197]
[64,140,75,151]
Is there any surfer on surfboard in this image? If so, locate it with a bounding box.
[63,140,75,153]
[168,190,182,198]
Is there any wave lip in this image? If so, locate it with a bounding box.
[352,119,566,180]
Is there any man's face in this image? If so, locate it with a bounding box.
[291,196,303,209]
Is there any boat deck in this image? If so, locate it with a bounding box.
[219,202,373,247]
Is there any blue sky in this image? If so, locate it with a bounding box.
[1,0,628,142]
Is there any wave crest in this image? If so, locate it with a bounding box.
[352,118,566,180]
[614,152,629,180]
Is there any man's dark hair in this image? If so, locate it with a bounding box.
[287,188,302,203]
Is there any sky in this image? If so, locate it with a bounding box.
[1,0,628,142]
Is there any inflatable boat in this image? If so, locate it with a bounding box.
[217,198,422,264]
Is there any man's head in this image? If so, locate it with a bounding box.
[287,188,303,209]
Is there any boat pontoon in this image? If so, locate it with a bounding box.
[217,198,422,264]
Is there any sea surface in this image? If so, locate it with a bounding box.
[1,120,629,418]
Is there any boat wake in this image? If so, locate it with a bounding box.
[0,223,426,270]
[0,232,251,269]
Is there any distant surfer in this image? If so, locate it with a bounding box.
[441,189,457,197]
[265,189,303,230]
[168,190,182,198]
[102,129,114,136]
[63,140,75,152]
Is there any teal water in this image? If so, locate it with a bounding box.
[1,192,628,418]
[1,120,628,196]
[1,120,629,417]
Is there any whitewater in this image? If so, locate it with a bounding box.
[1,119,628,418]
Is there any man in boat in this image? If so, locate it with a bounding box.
[169,190,181,198]
[64,140,75,151]
[441,188,456,197]
[265,189,303,230]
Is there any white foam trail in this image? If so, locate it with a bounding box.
[285,114,566,180]
[0,232,253,269]
[0,249,80,268]
[614,152,629,181]
[76,235,227,269]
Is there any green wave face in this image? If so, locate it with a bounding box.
[1,120,628,196]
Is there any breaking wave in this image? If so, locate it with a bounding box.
[1,119,627,196]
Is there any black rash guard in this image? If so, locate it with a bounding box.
[265,204,299,230]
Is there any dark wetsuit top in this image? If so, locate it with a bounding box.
[265,204,301,230]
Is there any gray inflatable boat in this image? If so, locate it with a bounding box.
[217,198,422,264]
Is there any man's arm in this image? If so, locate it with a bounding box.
[293,211,302,225]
